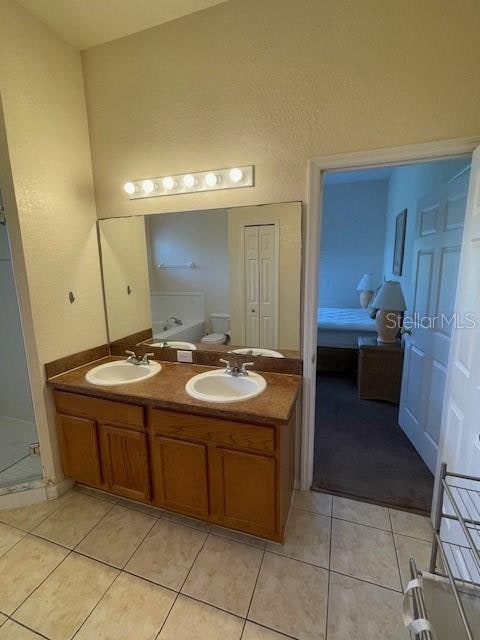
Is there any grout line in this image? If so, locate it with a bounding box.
[5,618,51,639]
[266,548,329,572]
[241,543,266,637]
[154,522,211,639]
[8,498,118,634]
[331,514,393,534]
[120,515,159,569]
[166,591,246,621]
[0,490,77,534]
[324,504,334,640]
[70,570,122,639]
[242,620,300,640]
[258,549,403,595]
[0,528,28,561]
[160,511,212,534]
[209,526,268,549]
[389,508,405,592]
[329,568,403,595]
[10,548,74,620]
[390,530,433,544]
[30,497,117,551]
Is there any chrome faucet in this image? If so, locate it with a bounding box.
[219,358,254,377]
[168,316,183,325]
[125,350,155,365]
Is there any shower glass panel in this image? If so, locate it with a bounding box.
[0,221,41,488]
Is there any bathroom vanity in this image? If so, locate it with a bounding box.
[49,358,300,542]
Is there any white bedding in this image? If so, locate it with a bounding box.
[317,307,377,348]
[317,307,376,332]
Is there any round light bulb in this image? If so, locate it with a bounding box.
[162,176,176,190]
[183,174,196,189]
[229,168,243,183]
[205,172,219,187]
[142,179,156,194]
[123,181,137,195]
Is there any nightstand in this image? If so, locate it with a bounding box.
[357,336,404,403]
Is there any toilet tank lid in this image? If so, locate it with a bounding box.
[210,312,230,319]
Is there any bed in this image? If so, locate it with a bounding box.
[317,307,377,348]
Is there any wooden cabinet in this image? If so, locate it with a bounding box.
[151,436,209,518]
[57,414,102,487]
[214,448,276,538]
[100,424,151,502]
[149,407,290,540]
[54,390,295,542]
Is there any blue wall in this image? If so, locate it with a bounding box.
[319,179,389,307]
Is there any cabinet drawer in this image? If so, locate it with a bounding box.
[54,391,144,431]
[149,409,275,453]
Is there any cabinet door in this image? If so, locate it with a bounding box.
[56,414,102,487]
[100,424,151,502]
[216,448,276,538]
[151,436,209,518]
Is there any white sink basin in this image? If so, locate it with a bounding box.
[185,369,266,403]
[85,360,161,386]
[229,347,285,359]
[149,341,197,350]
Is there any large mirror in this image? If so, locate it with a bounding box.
[98,202,302,358]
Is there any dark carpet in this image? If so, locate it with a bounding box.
[313,373,434,514]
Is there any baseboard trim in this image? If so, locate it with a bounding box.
[0,477,73,510]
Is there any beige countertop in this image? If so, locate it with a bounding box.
[48,357,301,426]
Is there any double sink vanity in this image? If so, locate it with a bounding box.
[47,200,302,543]
[48,352,300,543]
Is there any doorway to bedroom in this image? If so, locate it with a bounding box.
[313,155,471,514]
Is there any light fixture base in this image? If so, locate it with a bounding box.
[124,165,254,199]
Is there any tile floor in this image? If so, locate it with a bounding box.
[0,485,435,639]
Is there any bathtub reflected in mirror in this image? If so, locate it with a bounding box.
[97,202,302,358]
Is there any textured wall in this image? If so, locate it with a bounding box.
[0,0,108,484]
[320,180,389,308]
[99,216,151,342]
[82,0,480,220]
[0,0,107,364]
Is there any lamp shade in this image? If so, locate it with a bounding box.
[356,273,375,291]
[371,280,406,311]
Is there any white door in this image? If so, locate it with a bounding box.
[438,146,480,478]
[399,168,470,472]
[243,224,278,348]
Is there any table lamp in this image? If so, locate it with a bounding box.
[370,280,407,343]
[356,273,375,308]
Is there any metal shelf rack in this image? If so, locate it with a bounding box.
[407,463,480,639]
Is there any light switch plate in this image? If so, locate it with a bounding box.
[177,350,193,363]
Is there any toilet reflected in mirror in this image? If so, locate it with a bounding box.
[201,313,230,345]
[97,202,302,357]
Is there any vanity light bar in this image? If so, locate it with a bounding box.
[123,165,254,199]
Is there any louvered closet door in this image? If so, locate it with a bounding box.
[258,225,276,348]
[244,226,260,346]
[244,225,278,348]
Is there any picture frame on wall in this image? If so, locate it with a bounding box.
[393,209,407,276]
